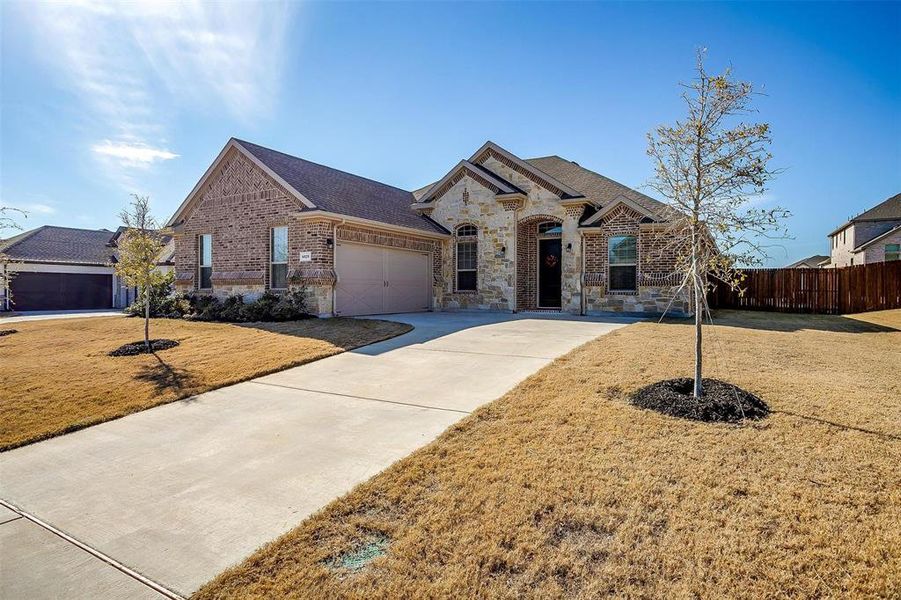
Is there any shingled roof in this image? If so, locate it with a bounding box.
[525,156,668,218]
[0,225,117,265]
[828,192,901,236]
[234,140,447,234]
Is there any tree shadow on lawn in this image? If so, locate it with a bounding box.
[686,310,900,334]
[236,318,414,351]
[133,352,200,395]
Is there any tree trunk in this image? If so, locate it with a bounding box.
[144,282,151,352]
[694,285,703,397]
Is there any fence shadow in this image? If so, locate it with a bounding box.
[701,310,899,334]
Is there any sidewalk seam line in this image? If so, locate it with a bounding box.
[248,381,472,415]
[0,498,185,600]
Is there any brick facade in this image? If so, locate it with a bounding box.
[173,149,445,316]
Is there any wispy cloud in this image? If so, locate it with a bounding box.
[14,203,57,215]
[92,140,179,168]
[20,0,292,187]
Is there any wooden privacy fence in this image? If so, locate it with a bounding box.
[707,261,901,314]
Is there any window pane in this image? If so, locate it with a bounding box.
[609,265,636,291]
[457,224,477,237]
[200,266,212,289]
[200,234,212,267]
[271,227,288,263]
[457,270,477,291]
[538,221,561,235]
[887,244,900,261]
[457,241,477,270]
[609,236,636,264]
[271,263,288,289]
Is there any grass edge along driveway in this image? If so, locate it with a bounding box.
[195,309,901,600]
[1,316,411,451]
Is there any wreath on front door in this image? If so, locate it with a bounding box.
[544,254,558,268]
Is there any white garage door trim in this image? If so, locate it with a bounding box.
[335,241,431,316]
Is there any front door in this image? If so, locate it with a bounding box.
[537,238,562,308]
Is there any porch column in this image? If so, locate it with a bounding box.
[561,205,584,314]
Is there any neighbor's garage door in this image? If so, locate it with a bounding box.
[9,272,112,311]
[335,242,430,316]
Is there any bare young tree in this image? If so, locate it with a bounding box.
[647,50,789,397]
[1,207,27,311]
[115,195,165,351]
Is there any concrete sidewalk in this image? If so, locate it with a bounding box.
[0,312,634,598]
[0,309,124,323]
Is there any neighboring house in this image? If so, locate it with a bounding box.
[165,138,689,317]
[786,255,829,268]
[0,225,173,311]
[827,193,901,267]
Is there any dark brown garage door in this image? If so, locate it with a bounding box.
[9,272,113,311]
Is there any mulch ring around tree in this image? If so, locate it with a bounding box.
[0,329,18,337]
[630,377,769,423]
[108,339,180,357]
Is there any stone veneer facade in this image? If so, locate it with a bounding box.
[173,144,690,317]
[424,156,690,316]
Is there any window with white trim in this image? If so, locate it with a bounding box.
[608,235,637,291]
[886,243,900,262]
[270,226,288,289]
[455,224,477,291]
[198,234,212,289]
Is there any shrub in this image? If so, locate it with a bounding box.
[240,291,281,322]
[218,294,245,322]
[125,272,190,318]
[271,290,308,321]
[182,288,310,323]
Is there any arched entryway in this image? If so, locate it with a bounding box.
[516,215,563,311]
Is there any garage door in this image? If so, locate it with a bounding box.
[335,243,430,316]
[9,272,113,311]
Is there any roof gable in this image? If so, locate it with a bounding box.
[469,141,583,199]
[166,139,311,228]
[416,160,525,204]
[167,139,446,235]
[580,195,663,226]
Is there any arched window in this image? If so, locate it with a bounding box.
[608,235,637,291]
[537,221,562,236]
[455,224,478,291]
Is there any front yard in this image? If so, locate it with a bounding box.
[196,310,900,599]
[0,316,411,451]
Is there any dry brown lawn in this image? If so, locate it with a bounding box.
[195,310,901,600]
[0,316,410,451]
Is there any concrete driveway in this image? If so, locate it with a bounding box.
[0,312,635,599]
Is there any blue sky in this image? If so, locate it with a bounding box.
[2,1,899,265]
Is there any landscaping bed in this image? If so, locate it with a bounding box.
[630,377,769,422]
[108,339,180,356]
[194,310,901,600]
[0,316,411,451]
